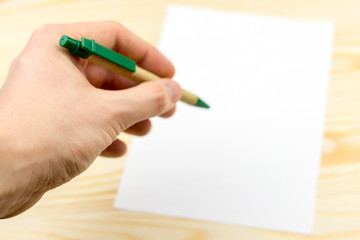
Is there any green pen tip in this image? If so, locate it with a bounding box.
[195,98,210,109]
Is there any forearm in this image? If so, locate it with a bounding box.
[0,101,44,218]
[0,150,25,218]
[0,104,14,218]
[0,144,47,218]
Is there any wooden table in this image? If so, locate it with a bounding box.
[1,0,360,239]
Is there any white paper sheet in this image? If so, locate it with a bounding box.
[115,5,334,234]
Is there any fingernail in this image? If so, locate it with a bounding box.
[165,80,182,103]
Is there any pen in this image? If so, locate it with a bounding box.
[59,35,209,109]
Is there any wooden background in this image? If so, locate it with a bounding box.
[1,0,360,239]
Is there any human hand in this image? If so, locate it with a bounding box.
[0,21,181,218]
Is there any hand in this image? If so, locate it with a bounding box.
[0,21,181,218]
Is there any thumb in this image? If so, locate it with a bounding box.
[106,79,182,130]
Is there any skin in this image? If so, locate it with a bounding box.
[0,21,182,218]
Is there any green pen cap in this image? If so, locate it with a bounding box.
[59,35,92,58]
[59,35,79,52]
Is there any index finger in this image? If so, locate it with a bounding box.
[57,21,175,78]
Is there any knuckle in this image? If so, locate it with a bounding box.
[110,111,129,133]
[97,91,130,134]
[104,20,123,29]
[101,21,125,40]
[148,82,169,113]
[116,117,129,133]
[8,55,28,74]
[28,24,56,48]
[32,24,53,38]
[9,55,20,69]
[105,104,130,134]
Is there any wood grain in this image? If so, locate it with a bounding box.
[1,0,360,239]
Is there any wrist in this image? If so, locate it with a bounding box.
[0,103,46,218]
[0,141,47,218]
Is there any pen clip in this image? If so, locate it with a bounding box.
[81,37,136,72]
